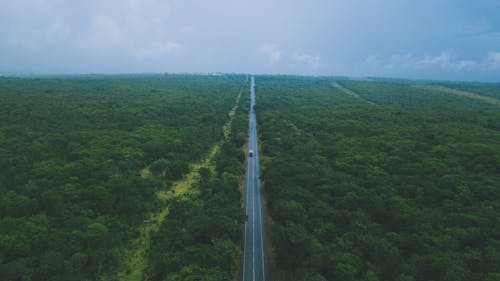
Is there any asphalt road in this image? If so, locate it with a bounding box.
[240,76,268,281]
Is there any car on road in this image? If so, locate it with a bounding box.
[249,150,254,157]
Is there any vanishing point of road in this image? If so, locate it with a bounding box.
[240,76,268,281]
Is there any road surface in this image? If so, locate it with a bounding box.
[240,76,268,281]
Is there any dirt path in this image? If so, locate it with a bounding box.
[413,85,500,107]
[331,82,376,105]
[117,87,244,281]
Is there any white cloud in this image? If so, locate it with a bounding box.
[292,53,322,69]
[448,60,476,71]
[180,25,194,34]
[133,41,181,58]
[44,17,71,43]
[259,44,284,64]
[73,14,125,50]
[366,52,476,71]
[0,1,71,50]
[388,53,416,69]
[364,55,380,65]
[67,0,181,61]
[0,0,180,56]
[1,0,499,78]
[417,53,450,65]
[487,52,500,69]
[122,0,172,34]
[259,45,323,71]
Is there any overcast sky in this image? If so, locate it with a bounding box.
[1,0,500,81]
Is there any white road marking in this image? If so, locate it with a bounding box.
[242,76,266,281]
[252,151,256,281]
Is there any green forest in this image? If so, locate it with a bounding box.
[0,74,246,281]
[145,85,248,281]
[1,74,500,281]
[256,76,500,281]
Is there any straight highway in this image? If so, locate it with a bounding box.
[240,76,268,281]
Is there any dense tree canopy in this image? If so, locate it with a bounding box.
[0,74,244,281]
[2,74,499,281]
[256,76,500,281]
[146,83,249,281]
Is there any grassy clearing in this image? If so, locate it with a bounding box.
[414,85,500,107]
[118,87,243,281]
[139,167,152,179]
[223,88,243,140]
[331,82,376,105]
[118,148,219,281]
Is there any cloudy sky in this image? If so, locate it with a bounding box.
[1,0,500,81]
